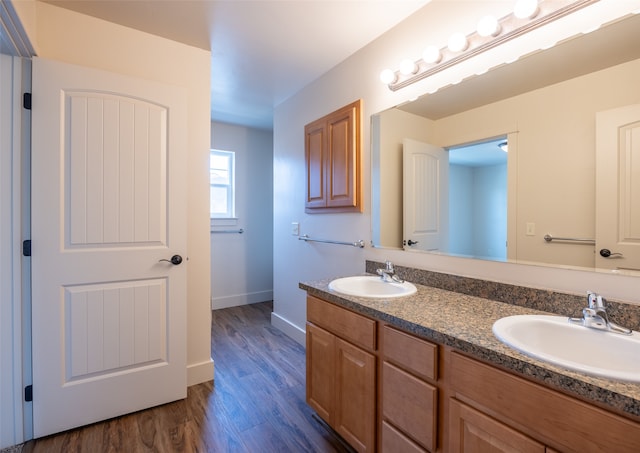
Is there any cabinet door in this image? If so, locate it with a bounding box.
[305,119,326,209]
[335,338,376,453]
[306,323,335,423]
[326,104,359,209]
[449,399,545,453]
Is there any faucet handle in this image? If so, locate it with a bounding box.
[587,291,607,309]
[385,260,394,271]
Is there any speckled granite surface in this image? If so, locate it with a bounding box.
[365,260,640,331]
[299,274,640,420]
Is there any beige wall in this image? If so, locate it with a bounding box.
[436,58,640,268]
[374,108,434,247]
[19,2,213,384]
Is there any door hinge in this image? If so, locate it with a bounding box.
[23,93,32,110]
[25,385,32,402]
[23,240,31,257]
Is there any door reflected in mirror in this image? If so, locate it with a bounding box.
[403,137,507,262]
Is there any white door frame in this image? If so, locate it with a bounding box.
[0,2,35,447]
[0,54,31,449]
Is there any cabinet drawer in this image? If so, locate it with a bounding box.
[451,352,640,452]
[382,362,437,452]
[382,421,427,453]
[307,295,376,351]
[383,325,437,380]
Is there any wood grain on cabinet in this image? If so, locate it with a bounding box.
[305,120,326,209]
[382,362,437,452]
[304,99,362,213]
[306,322,335,423]
[450,351,640,452]
[335,338,376,452]
[383,325,437,381]
[381,325,439,452]
[449,399,545,453]
[381,421,427,453]
[307,295,375,351]
[306,296,377,453]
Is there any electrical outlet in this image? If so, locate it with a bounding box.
[291,222,300,236]
[526,222,535,236]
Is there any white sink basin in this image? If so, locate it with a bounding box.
[328,276,417,298]
[493,315,640,382]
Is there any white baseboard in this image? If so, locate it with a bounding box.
[271,311,306,346]
[187,358,214,386]
[212,290,273,310]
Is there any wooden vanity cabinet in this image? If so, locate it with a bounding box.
[306,295,376,452]
[305,294,640,453]
[448,351,640,452]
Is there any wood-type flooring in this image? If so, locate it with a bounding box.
[23,301,351,453]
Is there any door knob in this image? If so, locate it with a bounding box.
[159,254,183,265]
[599,249,623,258]
[407,239,419,246]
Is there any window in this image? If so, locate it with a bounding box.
[210,149,235,218]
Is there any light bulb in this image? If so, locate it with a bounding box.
[448,32,468,53]
[379,69,397,84]
[399,59,418,76]
[477,15,501,37]
[422,45,442,64]
[514,0,539,19]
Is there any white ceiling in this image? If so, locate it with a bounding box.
[41,0,431,129]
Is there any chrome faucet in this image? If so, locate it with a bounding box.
[376,260,404,283]
[569,291,632,335]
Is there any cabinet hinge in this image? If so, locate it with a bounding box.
[23,93,32,110]
[23,240,31,257]
[25,385,32,402]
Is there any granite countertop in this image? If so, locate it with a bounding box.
[300,277,640,420]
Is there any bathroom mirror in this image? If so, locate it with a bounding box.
[371,13,640,271]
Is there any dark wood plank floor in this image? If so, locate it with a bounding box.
[23,302,350,453]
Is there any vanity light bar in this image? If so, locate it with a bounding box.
[384,0,599,91]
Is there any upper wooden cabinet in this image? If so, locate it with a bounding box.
[305,99,363,213]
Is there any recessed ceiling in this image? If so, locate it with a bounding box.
[41,0,431,129]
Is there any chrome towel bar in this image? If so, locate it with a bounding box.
[299,234,364,248]
[212,228,244,234]
[544,234,594,245]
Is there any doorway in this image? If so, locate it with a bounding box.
[448,137,508,261]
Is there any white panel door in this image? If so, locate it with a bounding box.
[596,104,640,272]
[31,57,187,437]
[403,138,449,252]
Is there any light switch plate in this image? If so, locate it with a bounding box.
[526,222,535,236]
[291,222,300,236]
